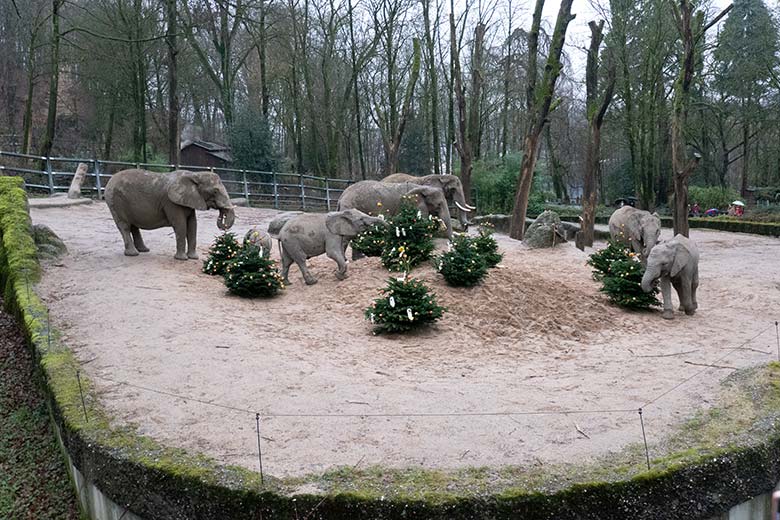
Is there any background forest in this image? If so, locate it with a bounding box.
[1,0,779,218]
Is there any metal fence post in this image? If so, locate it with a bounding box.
[325,178,331,211]
[272,172,279,209]
[45,157,54,195]
[300,173,306,211]
[93,160,103,200]
[242,170,250,207]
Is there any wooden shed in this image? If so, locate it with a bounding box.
[180,140,234,169]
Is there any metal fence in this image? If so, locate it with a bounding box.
[0,150,356,212]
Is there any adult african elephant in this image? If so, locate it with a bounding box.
[279,209,385,285]
[382,173,474,229]
[337,181,453,238]
[105,169,235,260]
[608,206,662,262]
[641,234,699,320]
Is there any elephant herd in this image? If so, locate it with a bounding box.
[104,169,473,286]
[103,167,698,319]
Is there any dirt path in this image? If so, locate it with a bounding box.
[32,202,780,479]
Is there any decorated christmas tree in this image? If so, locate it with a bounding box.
[365,276,446,334]
[435,234,488,287]
[203,232,241,275]
[472,224,502,267]
[350,223,386,257]
[223,245,284,298]
[380,200,441,271]
[588,241,660,309]
[587,240,632,280]
[599,259,660,309]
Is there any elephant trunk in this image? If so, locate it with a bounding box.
[641,265,659,293]
[217,207,235,230]
[440,204,453,239]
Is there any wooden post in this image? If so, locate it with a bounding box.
[93,160,103,200]
[272,172,279,209]
[45,157,54,195]
[300,173,306,211]
[242,170,250,206]
[67,163,89,199]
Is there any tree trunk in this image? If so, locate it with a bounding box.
[509,0,575,240]
[740,122,750,197]
[348,0,366,179]
[670,0,701,238]
[579,20,615,249]
[422,0,441,176]
[500,0,513,159]
[166,0,179,165]
[39,0,63,161]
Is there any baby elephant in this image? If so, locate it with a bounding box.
[641,234,700,320]
[243,227,272,258]
[279,209,385,285]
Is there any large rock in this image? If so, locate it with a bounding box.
[67,163,89,199]
[32,224,67,261]
[523,210,567,249]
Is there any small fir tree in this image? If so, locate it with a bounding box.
[435,234,488,287]
[586,240,632,280]
[587,242,660,310]
[472,224,502,267]
[365,276,446,334]
[203,232,241,276]
[223,245,284,298]
[351,224,386,257]
[381,200,441,271]
[600,259,660,309]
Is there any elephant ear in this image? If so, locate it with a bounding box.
[168,172,208,210]
[409,186,442,204]
[669,247,687,278]
[326,211,359,237]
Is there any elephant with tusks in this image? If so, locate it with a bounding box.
[381,173,475,229]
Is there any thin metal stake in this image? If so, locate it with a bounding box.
[775,321,779,362]
[76,370,88,423]
[256,413,264,485]
[638,408,650,470]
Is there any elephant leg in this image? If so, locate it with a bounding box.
[131,226,150,253]
[691,267,699,311]
[170,214,189,261]
[660,276,674,320]
[186,212,199,259]
[280,246,293,285]
[672,278,689,314]
[327,245,348,281]
[284,241,317,285]
[114,218,138,257]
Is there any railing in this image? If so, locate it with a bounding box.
[0,150,356,212]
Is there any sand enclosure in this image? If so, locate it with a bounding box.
[32,203,780,479]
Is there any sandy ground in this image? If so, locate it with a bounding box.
[32,202,780,480]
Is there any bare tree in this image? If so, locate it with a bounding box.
[508,0,575,240]
[577,20,615,250]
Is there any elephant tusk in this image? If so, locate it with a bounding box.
[455,201,472,213]
[465,203,477,210]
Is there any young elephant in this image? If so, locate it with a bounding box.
[279,209,385,285]
[641,234,700,320]
[243,227,272,258]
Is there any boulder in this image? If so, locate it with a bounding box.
[32,224,67,261]
[523,210,567,249]
[471,214,512,234]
